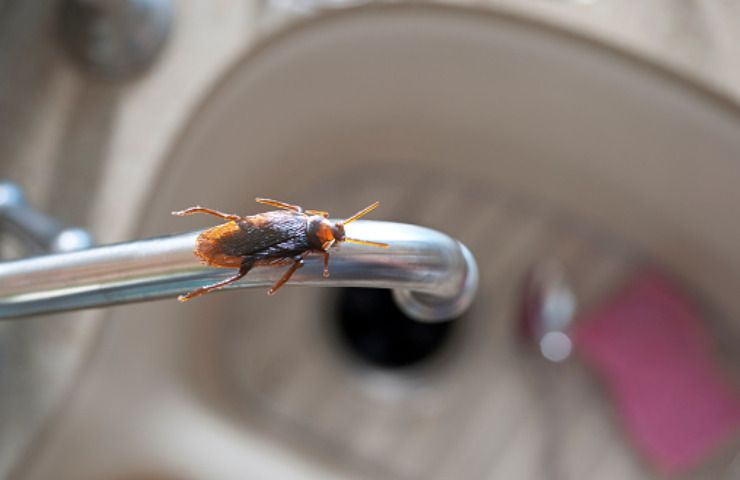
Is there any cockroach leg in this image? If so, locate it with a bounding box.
[306,210,329,218]
[268,253,307,295]
[172,206,240,221]
[255,198,302,213]
[322,251,330,278]
[178,260,253,302]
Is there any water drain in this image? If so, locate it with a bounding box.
[332,288,459,370]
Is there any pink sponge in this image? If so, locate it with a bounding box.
[572,273,740,474]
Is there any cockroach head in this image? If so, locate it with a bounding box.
[331,202,378,244]
[308,202,387,250]
[331,221,346,242]
[333,202,389,249]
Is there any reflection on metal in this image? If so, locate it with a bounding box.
[58,0,173,79]
[521,262,576,362]
[0,181,94,254]
[0,221,478,322]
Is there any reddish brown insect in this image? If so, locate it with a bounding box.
[173,198,388,301]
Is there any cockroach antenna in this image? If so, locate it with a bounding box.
[339,201,380,225]
[338,202,389,248]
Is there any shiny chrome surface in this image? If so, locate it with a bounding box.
[0,181,100,479]
[521,262,576,362]
[58,0,173,78]
[0,182,94,254]
[0,220,478,322]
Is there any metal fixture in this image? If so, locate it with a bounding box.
[0,181,94,254]
[520,262,577,362]
[0,182,98,479]
[0,221,478,322]
[58,0,173,79]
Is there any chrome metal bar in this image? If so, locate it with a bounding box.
[0,221,477,322]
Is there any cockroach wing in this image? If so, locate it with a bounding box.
[233,211,308,255]
[195,211,309,267]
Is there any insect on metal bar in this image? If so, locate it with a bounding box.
[172,198,388,301]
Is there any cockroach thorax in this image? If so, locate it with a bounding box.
[307,216,343,250]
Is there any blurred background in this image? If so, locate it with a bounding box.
[2,1,740,479]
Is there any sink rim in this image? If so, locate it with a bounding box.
[148,1,740,204]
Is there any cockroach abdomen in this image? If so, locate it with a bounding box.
[194,221,245,267]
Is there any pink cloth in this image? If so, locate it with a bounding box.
[572,273,740,474]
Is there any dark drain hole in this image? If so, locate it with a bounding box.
[332,288,458,370]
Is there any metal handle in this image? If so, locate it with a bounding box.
[58,0,173,79]
[0,182,94,254]
[0,220,478,322]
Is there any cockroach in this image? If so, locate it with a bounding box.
[173,198,388,301]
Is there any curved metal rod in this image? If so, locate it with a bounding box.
[0,221,478,322]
